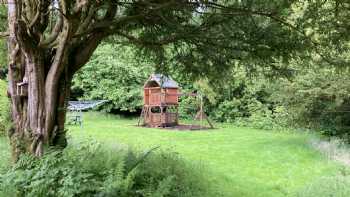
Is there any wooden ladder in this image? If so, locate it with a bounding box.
[138,106,149,126]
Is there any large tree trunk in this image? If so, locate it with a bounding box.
[7,56,71,161]
[7,45,71,160]
[7,1,71,161]
[6,0,115,160]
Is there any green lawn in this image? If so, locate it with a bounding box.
[0,112,345,196]
[67,112,343,197]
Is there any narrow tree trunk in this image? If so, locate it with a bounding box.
[50,75,72,148]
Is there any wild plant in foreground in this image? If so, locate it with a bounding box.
[0,141,208,197]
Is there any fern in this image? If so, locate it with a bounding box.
[0,141,207,197]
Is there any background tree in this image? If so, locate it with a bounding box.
[293,1,350,67]
[72,43,152,113]
[5,0,307,160]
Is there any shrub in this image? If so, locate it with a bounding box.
[0,141,208,197]
[270,67,350,138]
[234,104,291,130]
[213,99,243,122]
[178,96,199,120]
[0,80,9,136]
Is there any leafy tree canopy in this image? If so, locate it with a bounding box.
[3,0,349,157]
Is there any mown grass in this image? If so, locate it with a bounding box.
[0,112,348,196]
[67,112,345,197]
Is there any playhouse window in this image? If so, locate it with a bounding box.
[151,106,161,113]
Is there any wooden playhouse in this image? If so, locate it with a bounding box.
[141,74,179,127]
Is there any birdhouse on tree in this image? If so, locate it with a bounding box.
[16,77,28,97]
[141,74,179,127]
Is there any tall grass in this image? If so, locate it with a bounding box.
[310,137,350,167]
[293,136,350,197]
[0,140,208,197]
[297,172,350,197]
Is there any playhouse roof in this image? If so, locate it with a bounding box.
[144,74,179,88]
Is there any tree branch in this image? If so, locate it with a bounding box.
[39,13,63,47]
[0,31,8,37]
[74,0,179,38]
[69,32,106,74]
[44,0,71,141]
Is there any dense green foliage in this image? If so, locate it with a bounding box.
[271,67,350,137]
[70,0,319,114]
[298,1,350,67]
[73,42,350,139]
[202,64,350,137]
[0,141,207,197]
[0,80,8,136]
[114,1,307,80]
[72,44,153,112]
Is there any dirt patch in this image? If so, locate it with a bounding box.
[162,124,213,131]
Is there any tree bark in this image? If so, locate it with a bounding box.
[7,45,72,161]
[6,0,108,161]
[7,44,71,160]
[7,0,71,161]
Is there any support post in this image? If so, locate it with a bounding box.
[200,94,203,130]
